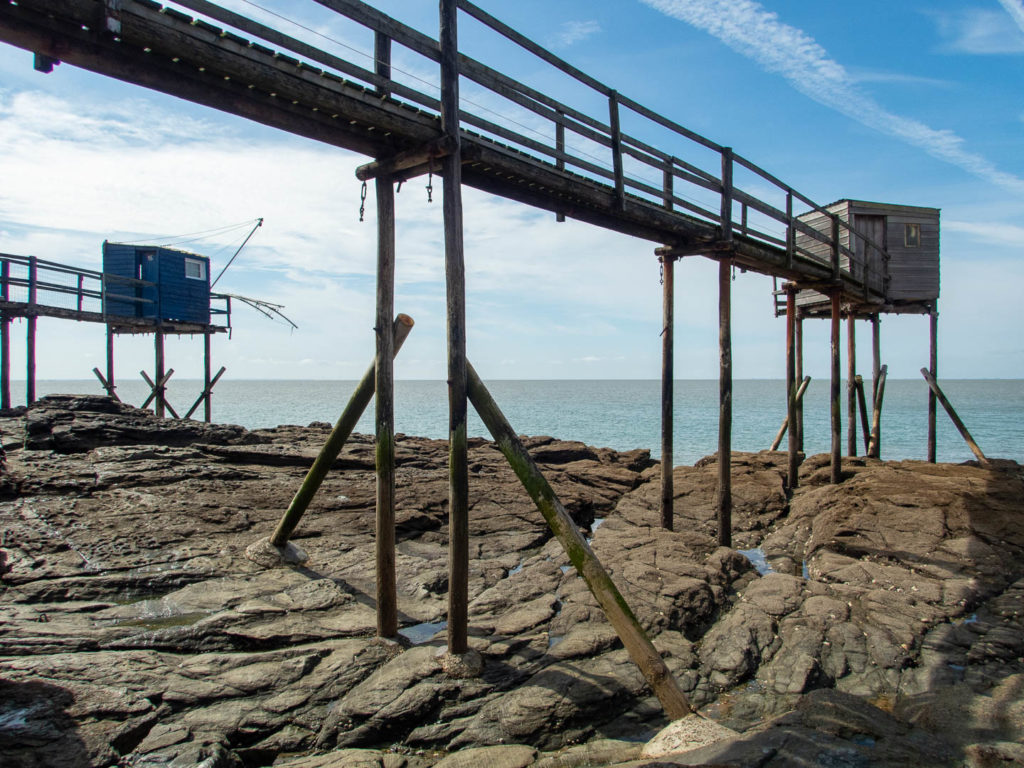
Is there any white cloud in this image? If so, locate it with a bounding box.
[557,20,601,47]
[640,0,1024,195]
[997,0,1024,35]
[944,220,1024,248]
[935,8,1024,54]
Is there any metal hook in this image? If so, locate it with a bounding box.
[358,180,368,222]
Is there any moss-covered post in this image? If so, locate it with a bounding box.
[466,361,692,720]
[830,292,842,483]
[717,258,732,546]
[440,0,470,658]
[660,254,675,530]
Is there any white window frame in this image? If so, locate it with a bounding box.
[184,258,207,281]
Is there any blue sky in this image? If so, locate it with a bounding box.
[0,0,1022,382]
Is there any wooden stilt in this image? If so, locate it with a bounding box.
[26,317,36,406]
[795,316,804,452]
[855,376,870,454]
[440,0,470,658]
[203,331,212,422]
[868,364,887,459]
[154,328,165,418]
[375,173,398,639]
[268,316,413,547]
[927,307,938,463]
[921,368,988,467]
[26,256,37,406]
[1,261,10,410]
[466,361,692,719]
[105,325,115,400]
[771,376,810,451]
[785,284,798,490]
[871,314,881,408]
[660,255,674,530]
[830,292,841,483]
[717,258,732,547]
[846,310,857,456]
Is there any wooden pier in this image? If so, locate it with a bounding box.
[1,0,948,710]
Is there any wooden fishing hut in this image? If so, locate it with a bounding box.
[773,200,941,470]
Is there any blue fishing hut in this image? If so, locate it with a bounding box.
[102,242,211,324]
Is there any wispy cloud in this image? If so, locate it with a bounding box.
[934,8,1024,54]
[997,0,1024,34]
[945,220,1024,248]
[846,69,951,88]
[640,0,1024,195]
[556,20,600,47]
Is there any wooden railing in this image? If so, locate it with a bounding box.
[161,0,890,296]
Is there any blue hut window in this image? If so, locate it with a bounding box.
[904,223,920,247]
[185,258,207,280]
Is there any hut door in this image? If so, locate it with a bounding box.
[854,215,886,293]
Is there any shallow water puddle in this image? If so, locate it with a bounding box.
[739,548,774,576]
[399,620,447,645]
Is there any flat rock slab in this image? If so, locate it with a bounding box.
[640,714,739,758]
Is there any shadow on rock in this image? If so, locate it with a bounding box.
[0,679,91,768]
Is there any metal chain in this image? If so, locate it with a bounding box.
[426,171,433,203]
[358,181,367,222]
[659,259,664,286]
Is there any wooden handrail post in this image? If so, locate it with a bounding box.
[927,307,938,463]
[785,284,798,489]
[608,90,625,211]
[663,157,674,212]
[867,364,887,458]
[267,315,414,548]
[831,214,841,280]
[660,254,675,530]
[374,30,391,98]
[465,360,692,720]
[921,368,989,467]
[555,109,566,222]
[785,191,794,269]
[717,258,732,546]
[720,147,733,242]
[440,0,471,660]
[830,291,841,483]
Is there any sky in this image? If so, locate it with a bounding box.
[0,0,1022,383]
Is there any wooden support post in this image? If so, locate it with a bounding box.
[608,90,624,211]
[871,314,881,407]
[795,316,804,451]
[847,310,857,456]
[770,376,810,451]
[660,255,674,531]
[855,376,870,455]
[105,325,115,400]
[928,308,938,463]
[717,258,732,547]
[720,148,733,242]
[184,366,225,419]
[1,261,9,410]
[785,285,798,490]
[868,365,887,459]
[268,316,414,548]
[375,173,398,639]
[440,0,470,658]
[203,331,213,422]
[555,110,566,222]
[921,368,989,467]
[154,328,165,418]
[465,361,692,720]
[26,256,37,406]
[830,292,842,483]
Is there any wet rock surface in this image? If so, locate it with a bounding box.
[1,395,1022,767]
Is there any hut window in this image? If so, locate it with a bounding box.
[184,258,207,280]
[904,223,921,247]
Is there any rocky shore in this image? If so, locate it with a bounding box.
[1,395,1022,767]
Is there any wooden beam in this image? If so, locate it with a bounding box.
[355,136,456,182]
[921,368,988,467]
[771,375,810,451]
[661,255,674,530]
[786,285,798,490]
[927,308,938,463]
[105,324,115,401]
[440,0,470,660]
[830,291,841,483]
[868,364,887,459]
[717,258,732,547]
[795,316,804,451]
[375,174,398,640]
[465,360,692,720]
[185,365,225,420]
[1,261,9,410]
[847,310,857,456]
[154,328,166,418]
[26,256,37,406]
[855,376,871,455]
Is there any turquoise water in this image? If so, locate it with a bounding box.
[11,379,1024,466]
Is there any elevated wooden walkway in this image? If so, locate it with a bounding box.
[1,0,895,310]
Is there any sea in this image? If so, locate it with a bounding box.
[10,379,1024,466]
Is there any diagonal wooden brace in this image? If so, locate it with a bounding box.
[185,366,226,420]
[140,368,177,418]
[92,367,120,402]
